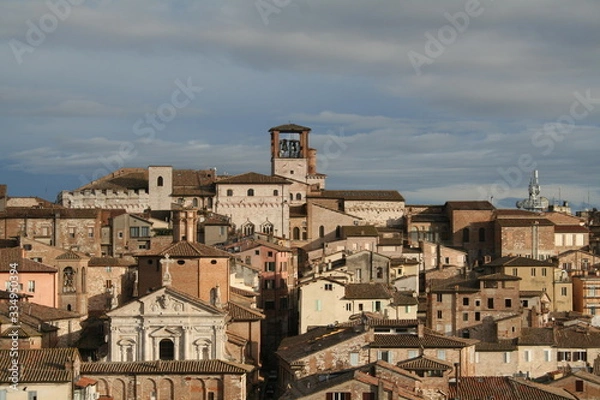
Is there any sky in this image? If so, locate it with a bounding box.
[1,0,599,210]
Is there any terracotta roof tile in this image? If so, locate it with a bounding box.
[371,333,476,349]
[314,190,404,202]
[496,218,554,227]
[269,123,311,132]
[88,256,137,266]
[81,359,253,374]
[0,301,81,321]
[396,355,452,371]
[0,247,57,273]
[142,241,231,258]
[227,301,264,321]
[0,348,79,383]
[344,283,393,300]
[445,201,495,210]
[485,256,554,267]
[475,339,518,352]
[56,249,86,260]
[519,328,555,346]
[554,225,589,233]
[449,376,576,400]
[217,172,290,185]
[341,225,379,237]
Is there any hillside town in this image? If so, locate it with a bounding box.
[1,123,600,400]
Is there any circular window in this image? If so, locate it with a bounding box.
[210,260,217,265]
[177,260,185,265]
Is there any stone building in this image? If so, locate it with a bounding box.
[428,273,522,339]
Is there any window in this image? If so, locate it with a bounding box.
[27,281,35,293]
[264,279,275,289]
[374,301,381,312]
[573,351,587,362]
[522,300,529,307]
[293,227,300,240]
[377,351,391,363]
[463,312,469,322]
[264,301,275,310]
[242,222,255,236]
[346,303,352,311]
[531,268,536,277]
[319,225,325,238]
[208,394,215,400]
[118,231,123,239]
[88,227,94,238]
[227,189,233,196]
[130,227,140,237]
[487,298,494,309]
[542,268,547,276]
[68,227,76,238]
[324,283,333,291]
[290,193,294,201]
[512,268,518,276]
[336,225,342,238]
[192,198,198,207]
[475,299,481,307]
[63,267,76,293]
[247,188,254,196]
[265,262,276,272]
[462,228,470,242]
[315,299,322,311]
[558,351,571,362]
[437,350,446,360]
[475,312,481,321]
[362,394,375,400]
[436,293,443,302]
[280,297,288,309]
[326,393,351,400]
[296,193,302,200]
[544,349,552,362]
[463,298,469,306]
[159,339,174,360]
[479,227,485,242]
[561,287,568,296]
[157,176,164,186]
[273,189,278,196]
[27,391,37,400]
[376,267,383,279]
[504,352,511,363]
[524,350,531,362]
[141,226,150,237]
[575,380,584,392]
[358,303,364,311]
[350,352,359,366]
[437,310,443,319]
[505,298,512,308]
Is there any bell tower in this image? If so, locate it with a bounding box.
[269,123,314,184]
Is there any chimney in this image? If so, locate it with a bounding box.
[417,320,425,338]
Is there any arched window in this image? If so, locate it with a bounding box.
[242,222,255,236]
[262,222,274,235]
[192,198,199,207]
[247,189,254,197]
[290,193,294,201]
[479,227,486,242]
[293,227,300,240]
[463,228,470,243]
[226,189,233,197]
[273,189,279,196]
[296,193,302,201]
[159,339,175,360]
[319,225,325,238]
[336,226,342,238]
[157,176,164,187]
[63,267,76,293]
